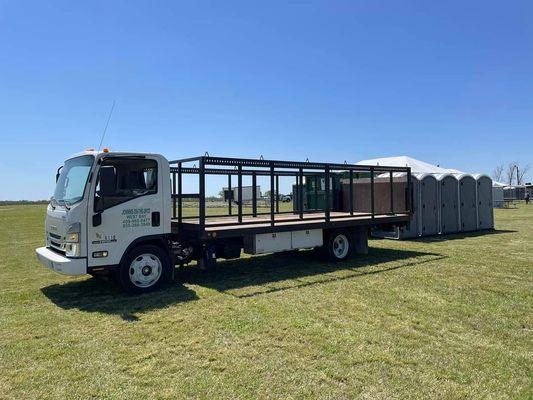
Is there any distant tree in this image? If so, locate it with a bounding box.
[517,164,531,185]
[506,163,517,185]
[492,164,504,183]
[505,162,531,185]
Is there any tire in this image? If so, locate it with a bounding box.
[324,229,353,262]
[119,244,172,294]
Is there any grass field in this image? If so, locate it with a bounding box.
[0,204,531,399]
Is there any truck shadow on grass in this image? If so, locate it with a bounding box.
[41,279,199,321]
[179,248,446,299]
[41,247,445,320]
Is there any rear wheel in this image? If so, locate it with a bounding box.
[119,245,172,294]
[324,229,353,261]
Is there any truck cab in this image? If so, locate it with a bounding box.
[36,150,173,292]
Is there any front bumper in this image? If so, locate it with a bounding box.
[35,247,87,276]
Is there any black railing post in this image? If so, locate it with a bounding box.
[177,163,182,224]
[407,168,412,214]
[275,174,280,213]
[270,162,275,226]
[314,175,318,211]
[390,171,394,214]
[370,167,375,218]
[325,165,330,222]
[199,159,205,230]
[238,165,242,223]
[299,167,304,219]
[228,174,232,216]
[252,172,257,217]
[172,171,176,219]
[295,174,299,212]
[349,169,354,215]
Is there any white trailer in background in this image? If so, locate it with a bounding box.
[223,185,261,204]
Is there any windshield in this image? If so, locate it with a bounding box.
[53,155,94,206]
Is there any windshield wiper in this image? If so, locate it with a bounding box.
[54,199,70,210]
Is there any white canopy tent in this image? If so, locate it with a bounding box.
[356,156,450,174]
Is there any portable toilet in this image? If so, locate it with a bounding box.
[437,174,459,234]
[399,173,439,238]
[418,174,439,236]
[492,182,505,208]
[475,174,494,230]
[458,174,478,232]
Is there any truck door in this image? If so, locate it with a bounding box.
[87,156,164,268]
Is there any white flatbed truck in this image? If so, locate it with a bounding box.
[36,150,412,293]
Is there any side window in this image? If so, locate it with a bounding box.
[94,158,158,211]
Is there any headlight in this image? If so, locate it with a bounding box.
[65,223,81,243]
[65,232,79,243]
[65,223,81,257]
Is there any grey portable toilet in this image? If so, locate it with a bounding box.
[492,184,504,208]
[418,174,439,236]
[437,174,459,234]
[458,174,477,232]
[475,174,494,230]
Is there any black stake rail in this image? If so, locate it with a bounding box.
[170,155,410,172]
[238,165,243,223]
[172,172,176,219]
[390,171,394,214]
[270,162,275,226]
[169,155,412,229]
[349,169,354,216]
[252,172,257,217]
[177,163,182,222]
[370,167,375,219]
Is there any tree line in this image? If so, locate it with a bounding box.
[492,163,530,185]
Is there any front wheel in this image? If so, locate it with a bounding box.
[119,245,172,294]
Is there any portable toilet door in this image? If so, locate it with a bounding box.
[475,174,494,230]
[419,174,439,236]
[438,174,459,234]
[458,175,478,232]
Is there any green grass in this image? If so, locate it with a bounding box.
[0,204,531,399]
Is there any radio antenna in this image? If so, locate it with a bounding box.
[98,100,116,151]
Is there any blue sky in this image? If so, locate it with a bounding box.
[1,0,532,199]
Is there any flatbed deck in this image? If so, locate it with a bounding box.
[169,155,413,240]
[172,211,411,238]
